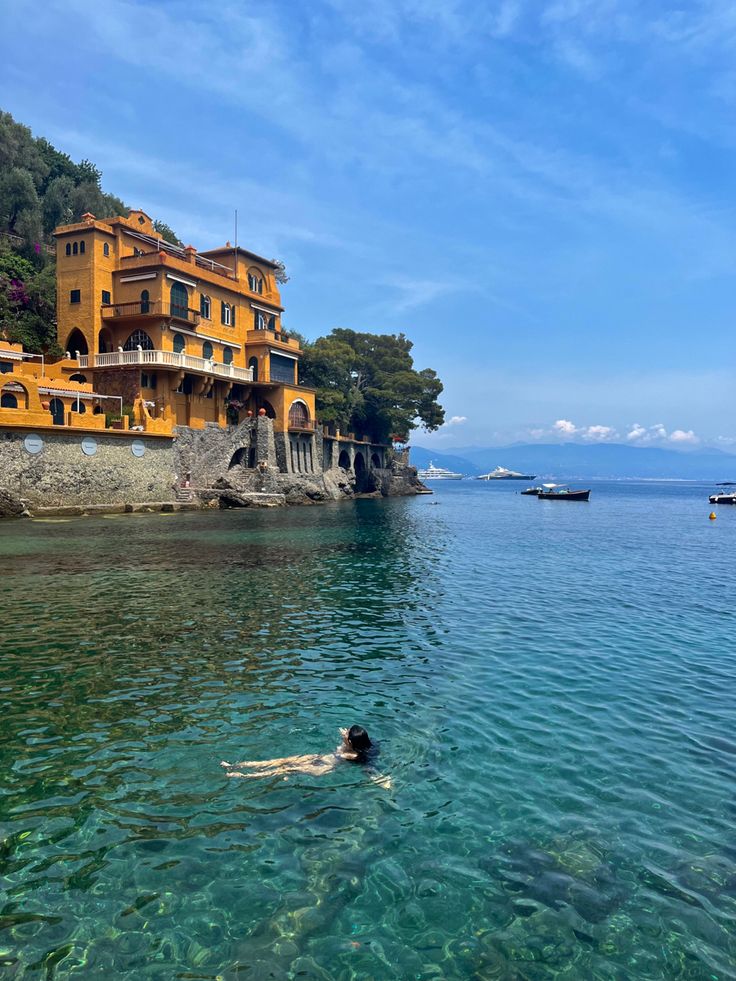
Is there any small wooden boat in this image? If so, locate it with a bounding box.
[537,483,590,502]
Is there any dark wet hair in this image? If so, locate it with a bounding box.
[347,725,372,755]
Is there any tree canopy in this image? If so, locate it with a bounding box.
[298,328,444,442]
[0,108,181,351]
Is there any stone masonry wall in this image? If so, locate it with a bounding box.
[0,428,177,507]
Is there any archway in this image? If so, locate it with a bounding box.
[70,373,87,384]
[354,451,365,476]
[70,399,86,414]
[259,399,276,419]
[371,452,382,469]
[98,328,114,353]
[248,357,258,381]
[229,447,247,469]
[1,389,18,409]
[140,289,150,313]
[50,398,64,425]
[338,449,351,470]
[1,382,28,409]
[66,328,88,357]
[170,282,188,319]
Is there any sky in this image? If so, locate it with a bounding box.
[1,0,735,450]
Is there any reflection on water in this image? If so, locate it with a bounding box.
[1,484,736,979]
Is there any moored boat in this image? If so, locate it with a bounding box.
[417,461,464,480]
[709,482,736,505]
[521,486,543,496]
[476,466,536,480]
[537,483,590,502]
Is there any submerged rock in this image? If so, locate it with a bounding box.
[0,490,29,519]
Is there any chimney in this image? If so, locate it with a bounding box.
[81,212,95,223]
[184,245,196,264]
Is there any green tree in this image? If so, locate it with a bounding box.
[153,219,183,246]
[0,167,40,231]
[299,328,444,442]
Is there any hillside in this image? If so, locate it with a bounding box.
[411,442,736,481]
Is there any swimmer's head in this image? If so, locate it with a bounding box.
[347,725,372,754]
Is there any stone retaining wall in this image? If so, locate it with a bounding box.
[0,428,176,508]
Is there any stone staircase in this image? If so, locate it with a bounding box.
[174,485,195,503]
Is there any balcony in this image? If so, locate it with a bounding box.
[246,328,301,352]
[288,418,318,432]
[78,349,253,383]
[101,301,201,326]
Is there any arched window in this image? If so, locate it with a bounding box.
[79,240,85,254]
[202,340,213,360]
[65,243,71,256]
[170,282,188,319]
[223,346,233,365]
[248,356,258,381]
[200,294,211,319]
[173,333,186,354]
[72,242,78,255]
[123,330,154,351]
[69,373,87,384]
[140,289,150,314]
[288,400,310,429]
[70,399,86,414]
[103,243,110,257]
[221,301,232,326]
[1,389,18,409]
[247,269,264,294]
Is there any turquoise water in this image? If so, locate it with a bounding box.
[2,481,736,980]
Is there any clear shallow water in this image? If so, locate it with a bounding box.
[1,481,736,980]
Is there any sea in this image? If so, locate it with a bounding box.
[1,479,735,980]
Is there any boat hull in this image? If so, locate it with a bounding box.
[538,489,590,502]
[709,494,736,505]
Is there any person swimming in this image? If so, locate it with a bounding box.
[220,725,389,786]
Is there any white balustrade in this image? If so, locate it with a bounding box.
[85,350,253,382]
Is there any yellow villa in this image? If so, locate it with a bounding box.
[52,209,315,435]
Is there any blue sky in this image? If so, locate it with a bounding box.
[2,0,735,450]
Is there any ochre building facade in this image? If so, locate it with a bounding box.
[53,210,315,436]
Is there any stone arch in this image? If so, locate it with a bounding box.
[354,451,366,476]
[371,452,382,469]
[338,449,351,470]
[66,328,88,357]
[229,447,247,469]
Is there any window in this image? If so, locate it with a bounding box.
[231,306,236,329]
[70,289,81,304]
[173,333,186,354]
[123,330,154,351]
[70,400,86,414]
[223,346,233,365]
[73,242,78,255]
[133,247,144,257]
[200,294,211,319]
[101,290,111,305]
[0,391,18,409]
[270,353,295,384]
[79,240,85,254]
[248,357,258,381]
[65,244,71,256]
[288,400,310,429]
[202,340,214,360]
[140,289,150,313]
[170,282,188,319]
[103,243,110,257]
[221,301,232,326]
[0,361,13,374]
[141,372,157,389]
[175,376,193,395]
[248,269,264,294]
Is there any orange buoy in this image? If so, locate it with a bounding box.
[709,512,717,520]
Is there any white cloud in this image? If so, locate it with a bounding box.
[626,423,647,441]
[446,415,467,426]
[554,418,578,435]
[584,424,617,440]
[669,428,698,444]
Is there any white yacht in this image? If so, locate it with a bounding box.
[417,461,464,480]
[476,466,536,481]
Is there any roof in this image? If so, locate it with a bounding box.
[199,245,279,270]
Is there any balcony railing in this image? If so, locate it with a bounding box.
[77,349,253,382]
[101,301,201,325]
[288,418,318,431]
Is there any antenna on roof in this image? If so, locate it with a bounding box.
[234,209,238,280]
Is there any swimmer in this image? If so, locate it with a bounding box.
[221,725,390,787]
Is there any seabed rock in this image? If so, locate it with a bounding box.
[0,490,30,519]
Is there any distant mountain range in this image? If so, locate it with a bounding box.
[410,442,736,480]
